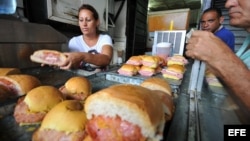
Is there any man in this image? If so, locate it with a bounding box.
[185,0,250,114]
[200,7,235,52]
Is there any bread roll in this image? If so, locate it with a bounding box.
[167,54,188,66]
[117,64,139,76]
[140,77,172,96]
[0,74,41,96]
[30,49,67,66]
[59,76,92,101]
[138,65,156,76]
[140,78,174,121]
[161,64,185,80]
[32,100,88,141]
[126,55,143,66]
[141,55,159,68]
[0,68,21,76]
[84,84,165,141]
[14,86,64,125]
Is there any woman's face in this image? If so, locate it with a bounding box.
[225,0,250,32]
[78,9,99,35]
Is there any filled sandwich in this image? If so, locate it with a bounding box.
[59,76,92,101]
[138,65,156,77]
[30,49,67,66]
[141,55,160,68]
[117,64,139,76]
[126,55,143,66]
[84,84,166,141]
[14,85,64,125]
[32,100,88,141]
[0,74,41,97]
[161,64,185,80]
[140,77,175,121]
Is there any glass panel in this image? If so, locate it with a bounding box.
[0,0,17,14]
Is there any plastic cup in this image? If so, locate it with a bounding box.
[156,42,172,60]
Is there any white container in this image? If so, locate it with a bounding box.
[156,42,172,60]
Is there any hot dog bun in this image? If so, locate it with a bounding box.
[30,49,67,66]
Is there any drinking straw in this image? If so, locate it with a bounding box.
[169,20,174,30]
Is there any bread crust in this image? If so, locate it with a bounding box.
[40,100,87,132]
[30,49,67,66]
[59,76,92,101]
[24,86,64,112]
[140,77,172,96]
[0,74,41,96]
[84,84,165,140]
[117,64,139,76]
[0,68,21,76]
[32,100,88,141]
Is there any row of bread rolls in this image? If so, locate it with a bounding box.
[161,54,188,80]
[0,67,175,140]
[31,77,175,141]
[13,76,92,126]
[118,55,165,77]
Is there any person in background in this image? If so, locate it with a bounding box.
[59,4,113,73]
[200,7,235,52]
[185,0,250,115]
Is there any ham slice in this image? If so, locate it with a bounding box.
[14,97,46,124]
[86,115,145,141]
[30,49,67,66]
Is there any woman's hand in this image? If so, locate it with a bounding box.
[58,52,84,70]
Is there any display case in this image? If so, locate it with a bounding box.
[0,62,248,141]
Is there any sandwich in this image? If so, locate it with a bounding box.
[167,54,188,66]
[138,65,156,77]
[0,68,21,76]
[126,55,143,66]
[59,76,92,101]
[32,100,88,141]
[84,84,165,141]
[141,55,159,68]
[140,77,172,96]
[140,77,174,121]
[30,49,67,66]
[117,64,139,76]
[161,64,185,80]
[0,74,41,97]
[14,85,64,125]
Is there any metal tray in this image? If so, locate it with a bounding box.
[0,66,174,141]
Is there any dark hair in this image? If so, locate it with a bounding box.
[203,7,222,18]
[78,4,99,20]
[78,4,100,34]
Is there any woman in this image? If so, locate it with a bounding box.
[59,4,113,73]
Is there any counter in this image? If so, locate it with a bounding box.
[0,63,248,141]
